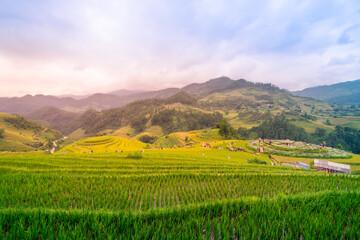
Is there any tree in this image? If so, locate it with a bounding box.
[237,127,249,139]
[216,119,239,139]
[139,135,157,144]
[0,128,4,138]
[324,119,332,126]
[324,126,360,154]
[130,117,148,133]
[314,127,326,137]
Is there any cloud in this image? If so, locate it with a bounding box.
[328,55,357,66]
[0,0,360,96]
[337,25,360,44]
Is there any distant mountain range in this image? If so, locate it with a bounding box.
[292,79,360,105]
[1,78,359,117]
[23,77,338,136]
[0,76,276,115]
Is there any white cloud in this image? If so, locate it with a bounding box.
[0,0,359,96]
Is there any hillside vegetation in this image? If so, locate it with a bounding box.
[66,92,222,136]
[26,106,80,134]
[0,113,62,152]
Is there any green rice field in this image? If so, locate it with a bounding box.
[1,140,360,238]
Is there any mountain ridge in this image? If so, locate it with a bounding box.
[0,76,355,119]
[292,79,360,105]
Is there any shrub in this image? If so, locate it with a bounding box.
[139,135,157,144]
[125,151,143,158]
[247,158,267,165]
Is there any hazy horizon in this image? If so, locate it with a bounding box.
[2,76,360,99]
[1,0,360,97]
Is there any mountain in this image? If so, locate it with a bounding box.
[20,77,342,137]
[73,93,127,110]
[0,94,78,115]
[182,76,237,95]
[0,93,127,115]
[26,106,80,134]
[292,79,360,105]
[53,77,334,137]
[71,91,221,136]
[0,113,62,152]
[0,76,337,116]
[108,89,144,97]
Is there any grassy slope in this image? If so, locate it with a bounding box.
[113,126,136,138]
[199,88,332,113]
[133,126,164,140]
[0,113,62,152]
[329,116,360,129]
[291,119,334,133]
[67,128,86,139]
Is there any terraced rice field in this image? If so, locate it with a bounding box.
[1,144,360,238]
[59,136,147,153]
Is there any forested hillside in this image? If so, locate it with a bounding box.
[69,92,221,136]
[26,106,80,134]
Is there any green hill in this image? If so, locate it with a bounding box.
[0,113,62,152]
[66,93,222,137]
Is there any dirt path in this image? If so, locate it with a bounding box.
[32,128,48,140]
[51,136,67,154]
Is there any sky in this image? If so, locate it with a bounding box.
[0,0,359,97]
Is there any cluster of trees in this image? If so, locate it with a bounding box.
[216,119,239,139]
[4,116,43,132]
[138,135,157,144]
[0,128,4,138]
[130,117,149,134]
[301,112,317,121]
[324,126,360,154]
[152,109,222,134]
[245,113,309,141]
